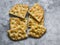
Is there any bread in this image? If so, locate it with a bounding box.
[9,4,28,18]
[28,25,46,38]
[7,29,27,40]
[28,3,44,22]
[10,17,27,31]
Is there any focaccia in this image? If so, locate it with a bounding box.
[28,25,46,38]
[28,3,44,22]
[9,4,28,18]
[28,15,44,28]
[10,17,27,31]
[7,29,27,40]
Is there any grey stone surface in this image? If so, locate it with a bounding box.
[0,0,60,45]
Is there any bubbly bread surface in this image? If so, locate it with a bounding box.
[28,25,46,38]
[9,4,28,18]
[7,29,27,40]
[28,15,44,28]
[10,17,27,31]
[28,3,44,22]
[7,3,46,40]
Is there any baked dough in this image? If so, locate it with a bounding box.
[10,17,27,31]
[28,15,44,28]
[7,28,27,40]
[28,3,44,22]
[28,25,46,38]
[9,4,28,18]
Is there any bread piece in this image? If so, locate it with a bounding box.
[10,17,20,29]
[9,4,28,18]
[28,25,46,38]
[28,15,44,28]
[28,3,44,22]
[7,29,27,40]
[10,17,27,31]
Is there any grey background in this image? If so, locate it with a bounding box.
[0,0,60,45]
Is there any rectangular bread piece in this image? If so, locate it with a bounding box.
[28,3,44,22]
[9,4,28,18]
[10,17,27,31]
[7,29,27,40]
[28,25,46,38]
[28,15,44,28]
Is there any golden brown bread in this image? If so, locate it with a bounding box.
[7,29,27,40]
[28,3,44,22]
[28,25,46,38]
[10,17,27,31]
[9,4,28,18]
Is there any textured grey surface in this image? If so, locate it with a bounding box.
[0,0,60,45]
